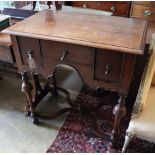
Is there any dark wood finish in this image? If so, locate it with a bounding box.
[40,40,93,66]
[4,10,148,55]
[12,35,136,95]
[16,36,42,69]
[4,10,147,147]
[94,49,125,83]
[70,1,131,17]
[110,96,126,146]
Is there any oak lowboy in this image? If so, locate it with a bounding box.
[3,10,148,147]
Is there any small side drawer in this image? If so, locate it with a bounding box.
[132,1,155,7]
[131,4,155,21]
[0,46,13,63]
[94,49,125,83]
[17,36,42,68]
[40,40,93,66]
[71,1,131,17]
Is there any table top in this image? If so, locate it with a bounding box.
[3,10,148,55]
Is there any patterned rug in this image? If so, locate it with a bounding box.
[47,88,155,153]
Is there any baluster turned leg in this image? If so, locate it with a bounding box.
[21,72,39,125]
[24,100,31,117]
[110,95,126,147]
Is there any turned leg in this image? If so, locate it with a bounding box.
[21,72,39,124]
[110,95,126,146]
[122,131,134,153]
[24,101,31,117]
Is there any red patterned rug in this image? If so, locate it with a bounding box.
[47,88,155,153]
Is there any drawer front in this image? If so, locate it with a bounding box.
[94,49,125,83]
[71,1,130,17]
[17,36,42,68]
[72,1,104,10]
[132,1,155,7]
[40,40,93,66]
[131,4,155,21]
[100,2,130,17]
[0,46,13,63]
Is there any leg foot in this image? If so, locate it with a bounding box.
[24,111,31,117]
[110,95,126,147]
[32,117,39,125]
[21,72,38,123]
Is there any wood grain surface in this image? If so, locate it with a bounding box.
[3,10,148,55]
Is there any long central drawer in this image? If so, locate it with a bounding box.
[40,40,93,66]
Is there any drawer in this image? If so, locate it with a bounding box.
[100,2,130,17]
[131,4,155,21]
[40,40,93,66]
[146,22,155,44]
[0,46,13,63]
[94,49,125,83]
[72,1,104,10]
[132,1,155,7]
[71,1,131,17]
[17,36,42,68]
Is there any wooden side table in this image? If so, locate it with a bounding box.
[3,10,148,147]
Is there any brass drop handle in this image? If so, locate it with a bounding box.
[105,64,111,75]
[83,3,87,8]
[28,50,33,59]
[27,50,37,69]
[110,6,116,12]
[61,49,68,61]
[144,10,152,16]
